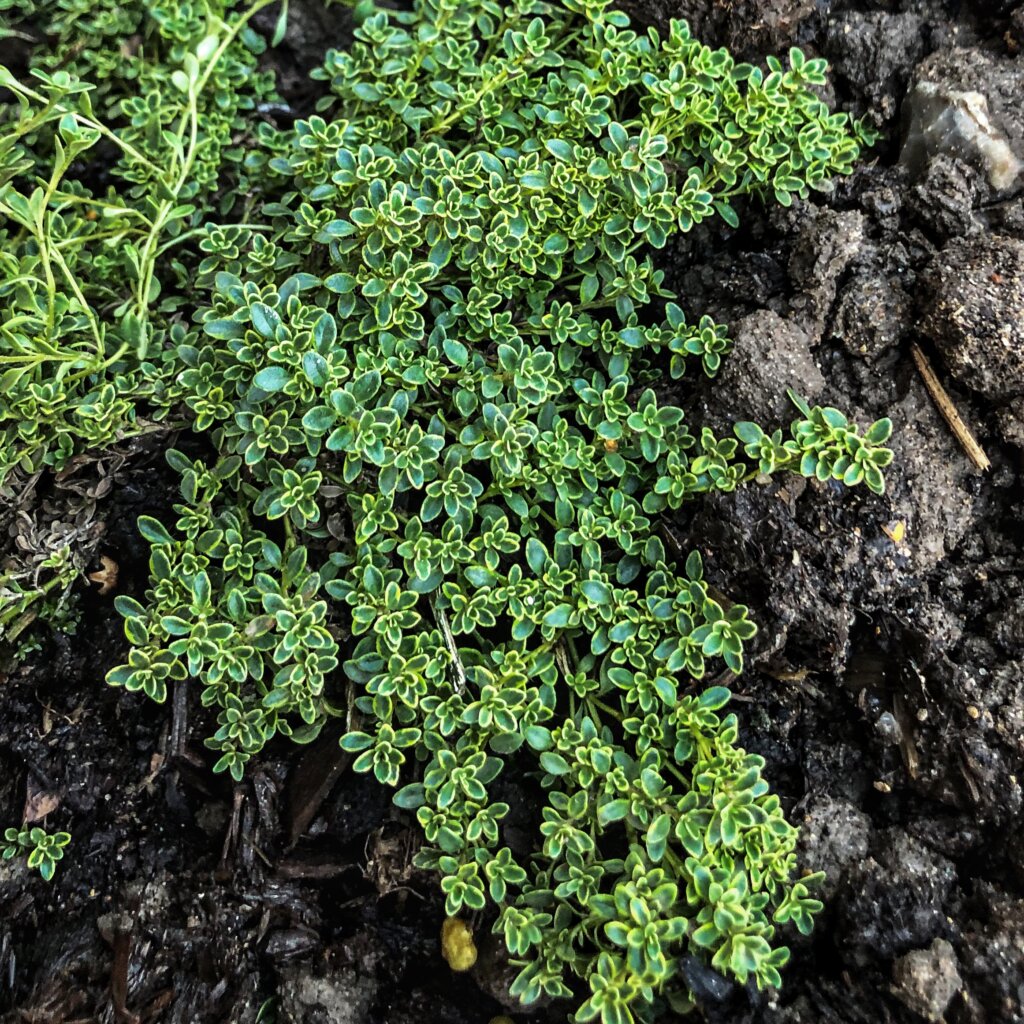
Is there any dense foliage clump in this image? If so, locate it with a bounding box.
[1,1,891,1020]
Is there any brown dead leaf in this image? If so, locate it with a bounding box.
[88,554,119,595]
[24,780,60,824]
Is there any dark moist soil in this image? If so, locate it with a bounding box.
[4,1,1024,1022]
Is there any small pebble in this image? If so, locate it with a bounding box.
[875,711,903,745]
[891,938,962,1022]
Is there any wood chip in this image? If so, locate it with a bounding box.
[894,693,919,780]
[285,725,350,846]
[910,343,991,471]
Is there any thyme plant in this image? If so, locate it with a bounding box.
[2,825,71,881]
[1,0,892,1019]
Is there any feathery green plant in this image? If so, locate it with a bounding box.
[0,0,280,485]
[0,0,282,639]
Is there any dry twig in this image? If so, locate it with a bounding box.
[910,343,991,471]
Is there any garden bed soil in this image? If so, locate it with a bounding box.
[3,1,1024,1022]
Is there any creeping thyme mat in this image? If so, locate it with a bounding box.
[1,0,894,1019]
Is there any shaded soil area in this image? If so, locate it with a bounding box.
[3,1,1024,1022]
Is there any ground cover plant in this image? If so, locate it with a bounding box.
[0,1,892,1021]
[1,824,70,881]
